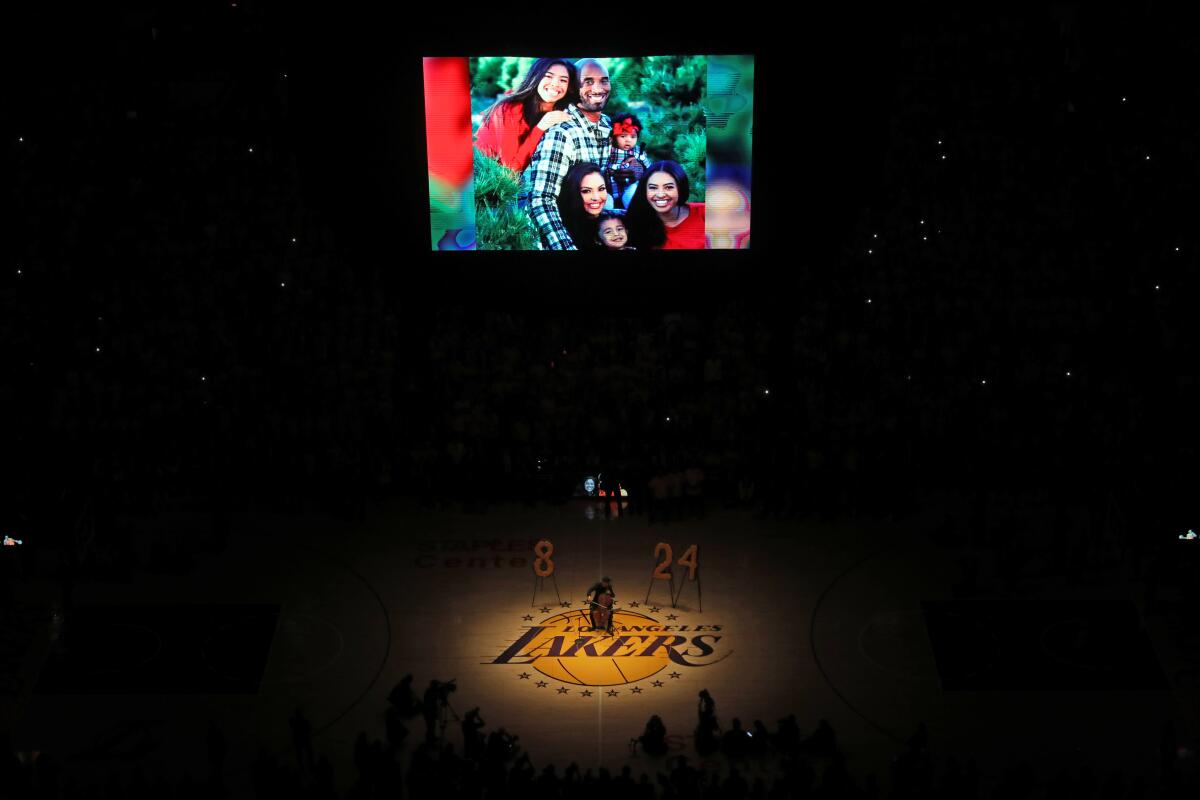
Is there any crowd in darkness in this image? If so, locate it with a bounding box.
[7,14,1196,554]
[4,7,1200,799]
[1,678,1185,798]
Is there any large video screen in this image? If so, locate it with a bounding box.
[423,56,753,251]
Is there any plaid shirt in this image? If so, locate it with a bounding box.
[602,144,653,177]
[603,143,653,198]
[520,105,612,250]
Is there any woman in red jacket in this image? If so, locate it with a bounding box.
[625,160,707,250]
[475,58,579,173]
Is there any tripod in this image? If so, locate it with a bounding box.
[437,697,462,741]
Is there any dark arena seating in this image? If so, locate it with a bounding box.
[4,7,1200,799]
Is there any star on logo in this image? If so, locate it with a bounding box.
[557,686,570,694]
[630,686,643,694]
[581,600,590,606]
[606,689,619,697]
[518,673,530,680]
[522,614,534,621]
[650,607,661,613]
[560,601,572,608]
[630,601,641,608]
[536,680,547,688]
[580,689,593,697]
[540,607,551,613]
[669,672,681,679]
[666,614,678,621]
[651,680,664,688]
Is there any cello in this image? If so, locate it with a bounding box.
[589,591,615,633]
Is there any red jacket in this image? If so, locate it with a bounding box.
[662,203,707,250]
[474,100,545,173]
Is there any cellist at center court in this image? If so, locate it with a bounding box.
[585,576,616,634]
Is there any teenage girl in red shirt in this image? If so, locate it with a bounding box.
[474,58,580,174]
[625,159,707,250]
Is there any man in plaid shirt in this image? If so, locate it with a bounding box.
[520,59,613,250]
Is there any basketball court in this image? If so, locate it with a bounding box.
[2,495,1187,795]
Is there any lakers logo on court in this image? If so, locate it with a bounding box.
[490,603,727,692]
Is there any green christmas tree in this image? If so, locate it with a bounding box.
[607,55,706,201]
[473,148,538,250]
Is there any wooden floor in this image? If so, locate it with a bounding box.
[5,497,1186,796]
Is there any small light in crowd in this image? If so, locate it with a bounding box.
[280,282,286,288]
[291,237,297,243]
[201,376,207,382]
[919,219,925,225]
[17,137,23,143]
[95,347,101,353]
[906,374,912,381]
[937,139,942,145]
[249,147,255,153]
[1145,155,1150,161]
[940,154,946,160]
[666,416,671,422]
[283,73,288,79]
[922,236,928,241]
[763,388,770,395]
[980,379,987,385]
[867,249,873,255]
[1121,96,1127,102]
[1154,284,1160,291]
[1066,371,1072,377]
[16,269,21,276]
[1175,247,1180,252]
[866,298,872,304]
[872,233,878,239]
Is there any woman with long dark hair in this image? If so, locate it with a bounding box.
[556,162,609,250]
[625,160,707,250]
[475,58,579,173]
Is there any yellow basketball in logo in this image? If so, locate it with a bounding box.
[521,610,675,686]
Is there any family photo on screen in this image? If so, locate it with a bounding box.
[471,56,709,251]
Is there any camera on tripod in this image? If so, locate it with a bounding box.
[430,678,457,703]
